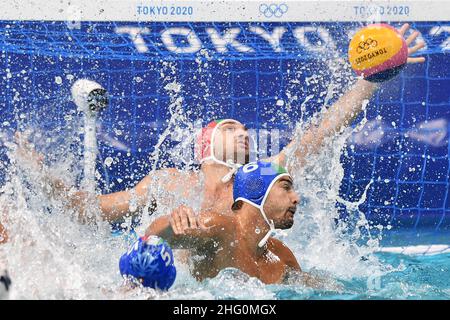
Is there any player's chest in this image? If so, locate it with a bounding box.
[232,250,288,284]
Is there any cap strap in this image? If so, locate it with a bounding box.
[221,160,243,183]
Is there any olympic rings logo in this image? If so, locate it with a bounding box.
[356,38,378,53]
[259,3,288,18]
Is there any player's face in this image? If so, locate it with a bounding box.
[214,121,250,165]
[264,177,299,229]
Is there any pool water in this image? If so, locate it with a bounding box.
[108,229,450,300]
[132,240,450,300]
[3,177,450,300]
[169,230,450,300]
[270,251,450,300]
[297,230,450,300]
[1,111,449,300]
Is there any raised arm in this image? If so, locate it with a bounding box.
[271,23,425,169]
[15,132,158,223]
[280,79,379,168]
[75,174,154,222]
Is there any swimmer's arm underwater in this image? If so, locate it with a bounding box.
[270,23,425,170]
[270,238,336,289]
[281,255,334,290]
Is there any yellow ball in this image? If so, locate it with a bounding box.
[348,24,408,82]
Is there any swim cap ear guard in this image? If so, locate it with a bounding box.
[233,161,291,248]
[196,119,252,183]
[119,235,176,291]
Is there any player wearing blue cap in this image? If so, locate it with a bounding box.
[145,161,319,285]
[119,235,177,290]
[13,24,425,227]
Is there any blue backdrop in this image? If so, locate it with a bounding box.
[0,21,449,229]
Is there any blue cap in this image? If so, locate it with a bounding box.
[119,235,176,291]
[233,161,290,208]
[232,161,291,248]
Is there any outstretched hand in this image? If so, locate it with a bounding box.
[397,23,426,64]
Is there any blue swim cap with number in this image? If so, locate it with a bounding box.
[233,161,291,248]
[233,161,290,207]
[119,235,176,290]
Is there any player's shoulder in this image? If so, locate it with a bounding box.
[267,237,287,251]
[268,238,300,269]
[199,210,235,225]
[198,210,236,237]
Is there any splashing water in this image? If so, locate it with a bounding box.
[282,120,382,279]
[0,53,443,300]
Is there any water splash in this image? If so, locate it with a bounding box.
[0,53,403,299]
